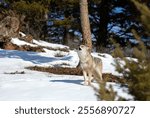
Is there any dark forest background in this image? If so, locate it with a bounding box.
[0,0,149,52]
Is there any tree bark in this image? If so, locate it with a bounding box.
[80,0,92,50]
[97,0,110,49]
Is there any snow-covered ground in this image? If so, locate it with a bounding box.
[0,37,133,101]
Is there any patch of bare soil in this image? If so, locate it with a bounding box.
[26,66,82,75]
[26,66,126,83]
[1,40,69,52]
[2,42,45,52]
[4,71,25,74]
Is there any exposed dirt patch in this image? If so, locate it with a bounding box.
[19,34,33,43]
[2,42,45,52]
[26,66,126,83]
[4,71,25,74]
[2,42,18,50]
[26,66,82,75]
[1,40,69,52]
[19,45,45,52]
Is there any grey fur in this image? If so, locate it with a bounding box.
[77,45,103,85]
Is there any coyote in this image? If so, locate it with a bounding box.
[77,45,103,85]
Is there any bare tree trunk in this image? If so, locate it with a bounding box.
[80,0,92,50]
[97,0,110,50]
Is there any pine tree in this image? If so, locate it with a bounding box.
[79,0,92,49]
[97,81,117,101]
[131,0,150,34]
[113,0,150,100]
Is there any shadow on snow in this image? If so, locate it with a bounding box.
[50,79,83,85]
[0,50,72,64]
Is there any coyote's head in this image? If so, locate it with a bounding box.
[79,45,90,52]
[77,45,91,60]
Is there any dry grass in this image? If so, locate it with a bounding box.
[26,66,126,83]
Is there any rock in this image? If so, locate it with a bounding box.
[3,42,18,50]
[20,34,33,43]
[0,16,20,42]
[18,45,45,52]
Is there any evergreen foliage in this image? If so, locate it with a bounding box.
[12,1,48,20]
[0,0,52,40]
[1,0,149,46]
[97,81,117,101]
[113,0,150,100]
[131,0,150,34]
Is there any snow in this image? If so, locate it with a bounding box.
[11,38,37,47]
[112,7,125,14]
[19,32,26,37]
[92,53,120,75]
[11,36,69,51]
[0,37,133,101]
[0,49,95,101]
[33,39,69,50]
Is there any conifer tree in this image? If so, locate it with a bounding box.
[1,0,52,40]
[80,0,92,49]
[113,0,150,100]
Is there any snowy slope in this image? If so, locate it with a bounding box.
[0,37,133,101]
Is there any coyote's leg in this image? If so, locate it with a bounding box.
[88,72,93,85]
[96,67,103,81]
[99,72,103,81]
[93,69,103,84]
[83,70,88,85]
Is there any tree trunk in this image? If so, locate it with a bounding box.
[80,0,92,50]
[97,0,110,50]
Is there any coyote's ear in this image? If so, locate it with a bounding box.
[86,46,91,53]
